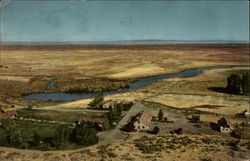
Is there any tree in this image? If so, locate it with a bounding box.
[27,105,33,111]
[158,110,163,121]
[88,94,104,109]
[116,103,123,116]
[151,126,160,134]
[121,117,136,132]
[241,72,250,95]
[33,132,41,146]
[1,119,23,148]
[106,106,121,126]
[227,74,241,94]
[54,124,71,149]
[70,122,98,146]
[226,72,250,95]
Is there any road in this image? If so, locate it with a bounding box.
[101,101,144,145]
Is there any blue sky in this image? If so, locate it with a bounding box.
[0,1,249,43]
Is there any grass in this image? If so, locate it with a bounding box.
[17,109,106,123]
[0,120,57,147]
[17,120,57,140]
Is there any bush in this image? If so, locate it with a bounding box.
[150,126,160,135]
[121,120,136,132]
[70,122,99,146]
[88,94,104,109]
[227,140,239,151]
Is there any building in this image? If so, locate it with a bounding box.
[78,117,108,130]
[0,110,18,121]
[102,99,116,109]
[133,111,152,131]
[217,117,234,133]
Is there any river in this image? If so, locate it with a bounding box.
[24,65,249,101]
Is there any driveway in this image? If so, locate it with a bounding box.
[101,102,144,145]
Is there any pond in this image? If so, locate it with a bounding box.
[24,65,249,101]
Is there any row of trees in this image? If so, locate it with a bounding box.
[0,119,99,150]
[226,72,249,95]
[1,119,23,148]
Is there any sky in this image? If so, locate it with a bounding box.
[0,1,249,43]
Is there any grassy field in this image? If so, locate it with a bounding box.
[17,109,106,123]
[0,120,56,146]
[0,120,87,150]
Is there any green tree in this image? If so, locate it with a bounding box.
[106,107,120,126]
[227,74,241,94]
[54,124,71,149]
[1,119,23,148]
[241,72,250,95]
[70,122,98,146]
[33,132,41,146]
[88,94,104,109]
[158,110,163,121]
[116,103,123,116]
[121,116,136,132]
[27,105,33,111]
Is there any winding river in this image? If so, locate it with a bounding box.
[24,65,249,102]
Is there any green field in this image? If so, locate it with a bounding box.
[18,109,106,123]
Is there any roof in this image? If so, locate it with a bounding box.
[135,111,151,126]
[0,111,17,120]
[103,100,116,106]
[79,117,106,123]
[217,117,233,127]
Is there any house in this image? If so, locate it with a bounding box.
[78,117,108,130]
[217,117,234,133]
[133,111,152,131]
[102,99,116,109]
[0,110,18,121]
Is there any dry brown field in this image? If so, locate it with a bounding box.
[0,44,249,110]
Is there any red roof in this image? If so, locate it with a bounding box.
[103,100,116,106]
[79,117,105,123]
[0,111,17,120]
